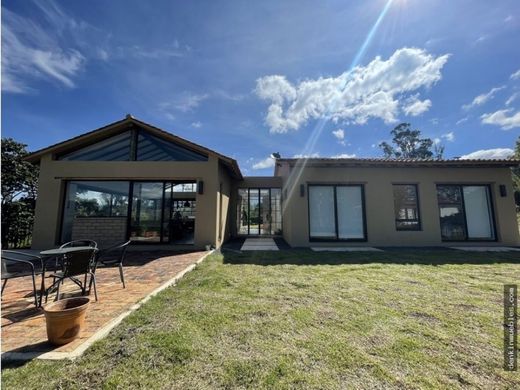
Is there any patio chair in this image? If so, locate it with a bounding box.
[91,240,131,289]
[60,240,98,248]
[1,251,44,307]
[44,248,98,302]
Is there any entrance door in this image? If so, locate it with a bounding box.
[237,188,282,236]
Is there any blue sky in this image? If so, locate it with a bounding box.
[2,0,519,175]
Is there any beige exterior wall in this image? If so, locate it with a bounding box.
[277,164,519,247]
[32,153,226,249]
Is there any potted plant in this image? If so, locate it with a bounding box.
[43,297,90,345]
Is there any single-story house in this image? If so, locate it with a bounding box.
[25,115,520,249]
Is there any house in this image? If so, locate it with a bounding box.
[25,115,520,249]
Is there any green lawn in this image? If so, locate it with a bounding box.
[3,249,520,389]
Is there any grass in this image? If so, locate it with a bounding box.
[2,249,520,389]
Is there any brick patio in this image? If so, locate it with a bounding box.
[1,250,207,359]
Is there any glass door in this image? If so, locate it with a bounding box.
[130,182,164,242]
[130,181,196,244]
[236,188,282,236]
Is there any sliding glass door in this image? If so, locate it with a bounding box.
[308,185,366,241]
[237,188,282,236]
[437,185,495,241]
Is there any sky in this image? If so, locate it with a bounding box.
[1,0,520,176]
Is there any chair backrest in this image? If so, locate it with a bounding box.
[62,249,97,277]
[60,240,98,249]
[98,240,131,264]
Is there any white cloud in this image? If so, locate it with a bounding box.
[403,95,432,116]
[330,153,356,158]
[455,116,469,125]
[481,109,520,130]
[510,69,520,80]
[441,131,455,142]
[160,93,209,113]
[191,121,202,128]
[252,157,275,170]
[293,153,320,158]
[462,86,505,110]
[460,148,514,159]
[506,92,519,106]
[332,129,345,140]
[1,7,85,93]
[255,47,449,133]
[332,128,346,145]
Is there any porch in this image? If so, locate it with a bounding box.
[1,250,208,361]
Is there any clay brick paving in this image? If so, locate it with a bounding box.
[1,250,206,356]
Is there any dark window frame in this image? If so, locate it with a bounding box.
[392,183,422,231]
[436,184,497,242]
[307,183,367,242]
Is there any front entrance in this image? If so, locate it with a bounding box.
[130,181,196,244]
[237,188,282,236]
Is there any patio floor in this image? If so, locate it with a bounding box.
[1,250,207,360]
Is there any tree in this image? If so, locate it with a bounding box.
[379,123,443,159]
[1,138,39,248]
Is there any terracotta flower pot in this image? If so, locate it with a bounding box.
[43,297,90,345]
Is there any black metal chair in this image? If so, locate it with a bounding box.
[60,240,98,248]
[44,248,98,302]
[1,251,44,307]
[91,241,131,289]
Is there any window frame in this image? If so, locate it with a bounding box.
[307,183,367,242]
[392,183,422,231]
[436,184,497,242]
[59,179,199,246]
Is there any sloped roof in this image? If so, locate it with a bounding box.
[25,115,243,179]
[276,157,519,168]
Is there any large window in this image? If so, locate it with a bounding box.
[59,132,132,161]
[61,181,130,242]
[393,184,421,230]
[136,131,207,161]
[437,185,495,241]
[308,185,366,241]
[58,128,208,162]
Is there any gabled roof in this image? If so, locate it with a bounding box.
[25,115,243,179]
[275,157,519,173]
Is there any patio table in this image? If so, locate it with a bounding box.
[40,246,96,256]
[38,247,98,306]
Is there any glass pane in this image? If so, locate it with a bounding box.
[130,182,163,242]
[162,183,173,242]
[439,205,466,240]
[336,186,365,239]
[249,189,260,235]
[260,189,270,235]
[137,131,208,161]
[169,183,196,244]
[238,189,249,235]
[59,131,131,161]
[393,185,420,230]
[61,181,129,243]
[309,186,335,238]
[270,188,282,236]
[463,186,494,239]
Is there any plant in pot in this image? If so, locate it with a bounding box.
[43,297,90,345]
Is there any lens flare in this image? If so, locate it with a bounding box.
[282,0,395,212]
